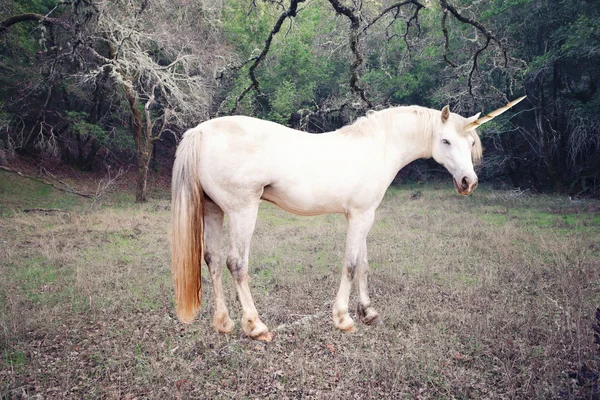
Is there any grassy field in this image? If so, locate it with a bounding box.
[1,169,600,399]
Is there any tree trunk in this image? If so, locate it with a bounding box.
[123,83,152,203]
[136,149,151,203]
[83,137,101,171]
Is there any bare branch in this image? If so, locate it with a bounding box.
[0,1,73,34]
[0,13,69,34]
[440,0,506,60]
[215,56,258,85]
[441,8,457,67]
[85,46,114,65]
[144,83,158,136]
[323,0,426,108]
[233,0,307,112]
[0,166,92,198]
[327,0,372,108]
[468,36,490,95]
[403,2,422,49]
[152,109,173,142]
[362,1,424,33]
[439,0,508,95]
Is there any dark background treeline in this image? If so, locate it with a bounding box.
[1,0,599,200]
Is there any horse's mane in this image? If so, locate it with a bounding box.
[337,106,437,136]
[337,106,482,164]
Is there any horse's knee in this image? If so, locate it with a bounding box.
[226,255,247,282]
[205,252,223,276]
[346,260,357,280]
[205,251,218,267]
[344,251,368,279]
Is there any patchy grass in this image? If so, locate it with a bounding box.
[0,170,84,215]
[1,179,600,398]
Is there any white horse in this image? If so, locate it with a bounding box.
[171,98,525,341]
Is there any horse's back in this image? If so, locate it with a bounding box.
[200,115,305,142]
[196,115,331,172]
[192,116,385,215]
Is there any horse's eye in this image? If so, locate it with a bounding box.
[442,139,450,145]
[472,142,475,147]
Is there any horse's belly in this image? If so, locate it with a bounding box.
[261,185,344,216]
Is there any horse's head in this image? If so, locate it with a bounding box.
[431,97,526,196]
[431,105,482,196]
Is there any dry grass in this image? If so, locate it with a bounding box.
[1,177,600,399]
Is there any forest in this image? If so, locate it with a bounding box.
[0,0,599,200]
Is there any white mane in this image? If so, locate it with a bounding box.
[338,106,482,163]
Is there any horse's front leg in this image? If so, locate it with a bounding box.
[226,205,272,341]
[333,209,381,332]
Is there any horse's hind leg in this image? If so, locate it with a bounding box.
[204,199,235,333]
[226,203,272,341]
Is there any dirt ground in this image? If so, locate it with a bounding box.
[1,170,600,399]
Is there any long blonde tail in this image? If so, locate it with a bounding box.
[171,127,204,324]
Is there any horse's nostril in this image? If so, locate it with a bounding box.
[461,177,469,190]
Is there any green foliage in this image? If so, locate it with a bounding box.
[0,0,599,193]
[14,255,57,303]
[3,350,26,371]
[478,0,532,20]
[223,0,347,123]
[268,80,298,124]
[555,15,600,58]
[223,1,277,57]
[66,112,108,144]
[363,59,441,106]
[0,0,61,69]
[64,111,134,152]
[526,10,600,74]
[0,110,11,129]
[110,127,136,152]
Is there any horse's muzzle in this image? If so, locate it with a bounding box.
[453,176,478,196]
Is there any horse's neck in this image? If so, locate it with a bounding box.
[382,109,434,176]
[327,108,434,187]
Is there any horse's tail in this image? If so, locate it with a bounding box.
[171,127,204,324]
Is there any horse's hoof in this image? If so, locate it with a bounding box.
[253,331,273,342]
[363,313,383,326]
[243,316,271,340]
[333,313,356,332]
[215,319,235,333]
[357,304,383,326]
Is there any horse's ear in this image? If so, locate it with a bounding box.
[464,113,481,131]
[441,105,450,123]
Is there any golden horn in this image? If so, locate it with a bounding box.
[464,95,527,131]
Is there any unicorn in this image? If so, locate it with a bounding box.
[171,97,526,341]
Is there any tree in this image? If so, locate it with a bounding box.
[445,0,600,193]
[220,1,513,122]
[2,0,598,195]
[1,0,232,202]
[75,0,231,202]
